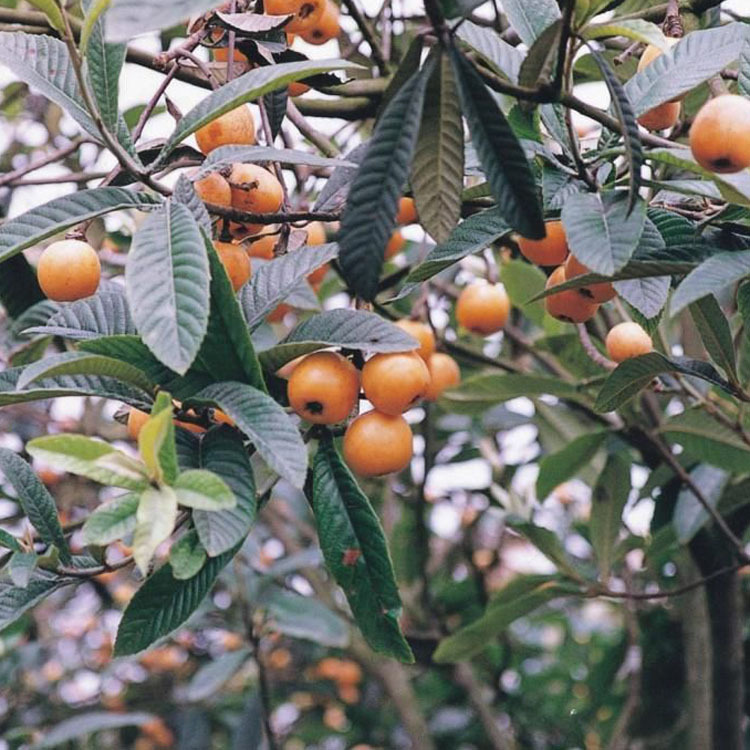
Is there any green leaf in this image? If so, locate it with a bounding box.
[80,0,113,53]
[411,51,464,243]
[182,647,251,702]
[338,65,430,301]
[443,373,585,412]
[433,574,577,663]
[589,454,631,580]
[595,352,741,412]
[0,32,98,139]
[9,551,37,589]
[132,486,178,575]
[0,569,68,630]
[310,433,413,662]
[671,251,750,317]
[258,309,418,372]
[187,382,307,489]
[114,544,238,656]
[501,0,560,47]
[125,202,210,375]
[689,295,739,385]
[583,19,667,49]
[518,20,561,92]
[449,47,544,240]
[455,20,523,82]
[502,257,563,333]
[82,493,139,546]
[262,86,287,141]
[32,712,156,750]
[103,0,223,41]
[26,0,65,33]
[170,530,207,580]
[673,465,730,544]
[625,23,749,116]
[508,520,586,581]
[239,243,339,330]
[739,283,750,386]
[16,351,154,393]
[137,406,174,485]
[561,191,646,276]
[407,207,511,283]
[190,231,267,392]
[188,426,257,557]
[660,409,750,473]
[536,431,608,500]
[0,529,23,553]
[588,49,643,215]
[27,435,149,491]
[740,39,750,97]
[614,276,669,320]
[157,60,356,164]
[0,255,45,319]
[0,449,71,564]
[0,187,159,265]
[174,470,236,511]
[172,174,211,234]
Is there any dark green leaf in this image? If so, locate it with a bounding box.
[689,294,739,384]
[32,712,155,750]
[671,251,750,316]
[195,145,350,178]
[82,492,139,546]
[0,255,44,319]
[502,0,561,47]
[536,432,608,500]
[0,569,68,630]
[673,465,729,544]
[170,530,208,580]
[173,174,212,234]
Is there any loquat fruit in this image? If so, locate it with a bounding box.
[361,351,430,414]
[127,408,149,440]
[517,220,568,267]
[605,321,653,362]
[544,265,599,323]
[289,80,310,96]
[214,240,251,291]
[267,303,293,323]
[637,38,679,75]
[266,0,325,33]
[343,410,413,477]
[395,319,435,361]
[396,196,418,225]
[689,94,750,173]
[385,230,406,259]
[194,170,232,207]
[246,231,278,260]
[563,254,616,303]
[424,353,461,401]
[305,221,329,284]
[287,351,360,424]
[228,163,284,214]
[301,0,340,44]
[37,239,100,302]
[195,105,256,155]
[213,46,248,64]
[637,100,680,131]
[456,281,510,335]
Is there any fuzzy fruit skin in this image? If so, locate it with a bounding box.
[385,230,406,259]
[343,411,413,477]
[396,196,418,225]
[214,241,251,291]
[456,281,510,335]
[229,163,284,214]
[690,95,750,173]
[246,231,277,259]
[637,100,680,131]
[301,0,340,44]
[517,220,568,266]
[564,254,616,303]
[361,351,431,415]
[605,321,653,362]
[37,240,101,302]
[287,351,360,424]
[266,0,325,33]
[395,320,435,361]
[544,265,600,323]
[424,353,461,401]
[195,106,256,155]
[194,171,232,207]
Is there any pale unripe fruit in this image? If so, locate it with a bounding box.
[37,240,101,301]
[456,282,510,335]
[689,95,750,174]
[343,411,413,477]
[605,322,653,362]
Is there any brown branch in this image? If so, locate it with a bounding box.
[0,137,88,188]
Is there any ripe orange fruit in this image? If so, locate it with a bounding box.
[287,351,360,424]
[563,254,616,303]
[689,95,750,173]
[266,0,325,33]
[267,303,292,323]
[424,353,461,401]
[140,719,174,749]
[214,241,251,291]
[605,321,653,362]
[517,220,568,267]
[395,320,435,361]
[637,101,680,131]
[544,265,599,323]
[301,0,340,44]
[385,230,406,259]
[396,196,418,225]
[213,46,248,64]
[37,240,101,302]
[194,171,231,207]
[289,81,310,96]
[195,105,256,155]
[456,281,510,335]
[305,221,329,284]
[127,408,149,440]
[228,163,284,214]
[343,410,413,477]
[246,231,278,259]
[361,351,430,414]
